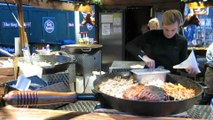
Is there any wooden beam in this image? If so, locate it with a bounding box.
[0,0,76,11]
[101,0,180,6]
[27,0,76,11]
[1,0,213,11]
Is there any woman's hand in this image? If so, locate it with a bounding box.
[142,55,155,68]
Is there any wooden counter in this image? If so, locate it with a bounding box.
[0,106,206,120]
[188,47,208,57]
[188,47,208,51]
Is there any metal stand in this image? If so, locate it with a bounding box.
[63,49,102,92]
[75,50,102,92]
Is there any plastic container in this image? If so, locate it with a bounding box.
[131,68,170,84]
[4,75,47,94]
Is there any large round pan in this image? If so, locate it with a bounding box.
[38,55,75,74]
[93,73,203,116]
[19,55,75,74]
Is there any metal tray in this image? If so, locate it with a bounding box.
[131,68,170,84]
[61,44,102,54]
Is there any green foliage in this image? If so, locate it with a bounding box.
[91,0,107,12]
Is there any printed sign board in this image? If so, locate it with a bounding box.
[44,19,55,33]
[42,17,56,43]
[2,22,31,28]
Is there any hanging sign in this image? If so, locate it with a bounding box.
[68,22,75,27]
[2,22,31,28]
[44,19,55,33]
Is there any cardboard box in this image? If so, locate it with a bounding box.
[0,57,15,85]
[0,75,15,85]
[0,67,14,76]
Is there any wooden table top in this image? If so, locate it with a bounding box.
[0,105,204,120]
[188,47,208,51]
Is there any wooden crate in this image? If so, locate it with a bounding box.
[0,75,15,85]
[0,86,4,96]
[0,67,14,76]
[0,57,15,86]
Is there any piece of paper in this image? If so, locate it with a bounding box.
[14,75,31,90]
[101,14,113,23]
[14,37,20,56]
[113,17,121,26]
[102,24,110,35]
[113,13,121,26]
[113,26,121,33]
[173,50,201,73]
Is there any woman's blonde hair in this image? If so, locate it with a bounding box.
[148,18,160,29]
[162,9,183,26]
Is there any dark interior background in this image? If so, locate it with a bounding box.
[124,6,151,61]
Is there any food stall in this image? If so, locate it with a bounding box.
[0,72,211,119]
[0,0,212,119]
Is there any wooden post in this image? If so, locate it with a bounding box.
[14,0,27,79]
[16,0,26,56]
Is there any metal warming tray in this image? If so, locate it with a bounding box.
[61,44,102,54]
[61,44,102,76]
[131,68,170,84]
[109,61,145,73]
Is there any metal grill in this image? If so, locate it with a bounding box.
[56,103,210,119]
[57,101,99,112]
[41,63,76,91]
[187,105,211,119]
[42,73,69,85]
[93,105,210,119]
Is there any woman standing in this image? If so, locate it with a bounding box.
[126,9,197,74]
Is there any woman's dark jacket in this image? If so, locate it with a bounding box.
[126,30,188,74]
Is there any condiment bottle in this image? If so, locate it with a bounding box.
[84,32,90,44]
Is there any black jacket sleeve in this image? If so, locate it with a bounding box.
[179,35,188,62]
[126,34,145,60]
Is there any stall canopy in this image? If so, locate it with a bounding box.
[0,0,91,56]
[0,0,90,79]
